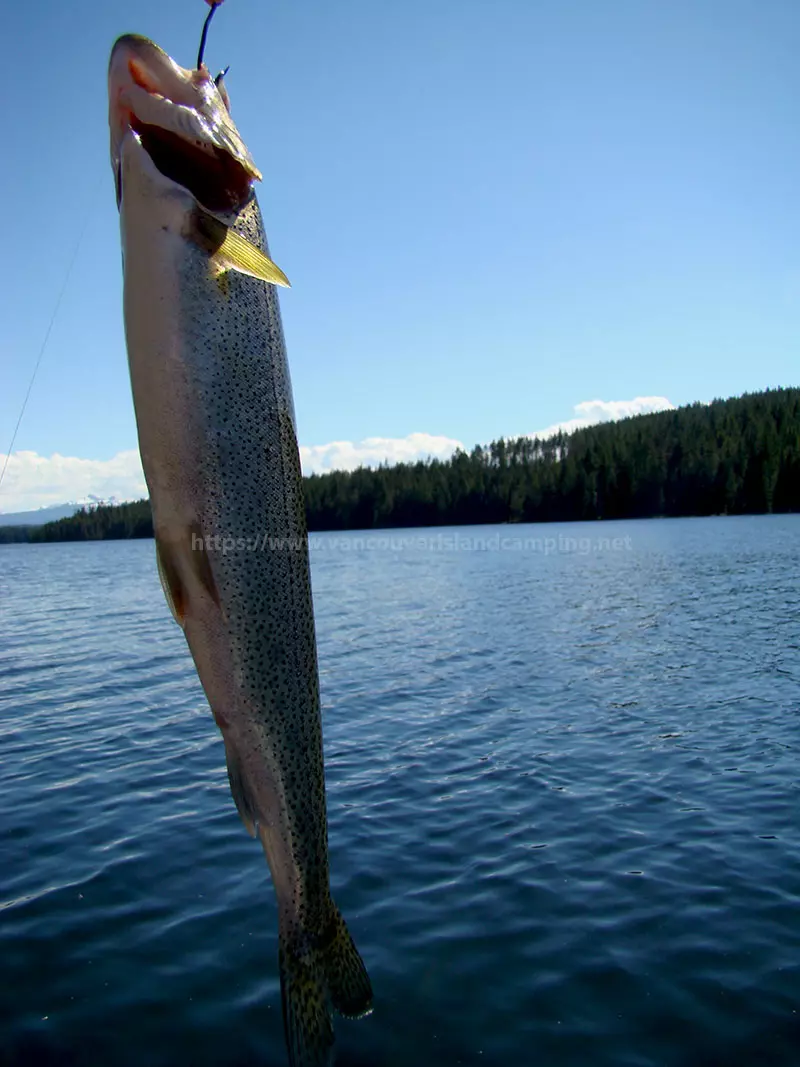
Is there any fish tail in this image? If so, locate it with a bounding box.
[278,907,372,1067]
[320,905,373,1019]
[279,935,334,1067]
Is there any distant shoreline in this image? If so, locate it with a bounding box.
[3,510,799,550]
[2,387,798,545]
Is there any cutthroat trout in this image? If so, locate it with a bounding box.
[108,32,371,1066]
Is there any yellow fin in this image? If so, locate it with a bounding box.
[215,227,291,287]
[191,209,290,287]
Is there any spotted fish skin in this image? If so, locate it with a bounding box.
[108,34,371,1066]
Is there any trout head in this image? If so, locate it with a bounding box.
[108,35,261,217]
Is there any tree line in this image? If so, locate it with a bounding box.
[2,387,798,544]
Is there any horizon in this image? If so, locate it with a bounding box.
[3,0,800,512]
[1,392,679,514]
[4,384,796,519]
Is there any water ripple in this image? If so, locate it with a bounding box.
[1,519,799,1065]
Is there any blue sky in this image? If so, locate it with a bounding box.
[2,0,799,511]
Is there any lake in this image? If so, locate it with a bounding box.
[1,516,799,1066]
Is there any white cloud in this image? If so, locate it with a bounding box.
[0,433,464,514]
[300,432,464,474]
[0,450,146,515]
[530,396,674,439]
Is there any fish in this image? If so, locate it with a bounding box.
[107,32,372,1066]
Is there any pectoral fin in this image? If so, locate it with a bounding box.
[155,536,186,627]
[190,208,291,287]
[155,527,220,627]
[222,736,258,838]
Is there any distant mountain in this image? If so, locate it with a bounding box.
[0,497,123,527]
[0,503,81,527]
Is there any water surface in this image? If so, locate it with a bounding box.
[1,516,799,1065]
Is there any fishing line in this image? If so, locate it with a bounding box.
[0,177,101,496]
[197,0,224,69]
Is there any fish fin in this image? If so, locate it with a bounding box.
[156,525,220,621]
[279,938,335,1067]
[320,906,373,1019]
[155,536,186,627]
[191,209,291,287]
[187,521,221,608]
[214,227,291,287]
[222,737,258,838]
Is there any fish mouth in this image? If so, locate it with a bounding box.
[128,118,255,215]
[109,34,262,214]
